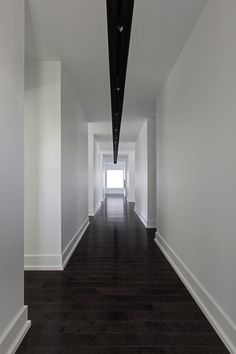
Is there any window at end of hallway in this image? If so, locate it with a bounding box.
[107,170,124,189]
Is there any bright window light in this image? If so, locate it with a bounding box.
[107,170,124,189]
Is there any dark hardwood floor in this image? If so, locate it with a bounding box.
[18,196,228,353]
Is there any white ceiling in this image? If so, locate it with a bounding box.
[98,141,135,154]
[89,120,136,153]
[89,120,144,142]
[26,0,206,141]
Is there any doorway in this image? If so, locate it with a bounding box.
[103,156,127,198]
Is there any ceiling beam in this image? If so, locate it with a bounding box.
[106,0,134,163]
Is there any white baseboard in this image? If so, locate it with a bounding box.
[89,202,102,217]
[134,206,147,227]
[94,202,101,215]
[154,231,236,354]
[24,254,63,271]
[134,206,156,229]
[62,217,90,269]
[24,218,90,271]
[0,306,31,354]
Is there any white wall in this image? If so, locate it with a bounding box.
[0,0,30,351]
[25,62,89,269]
[94,141,103,213]
[147,118,156,224]
[61,66,88,253]
[156,1,236,351]
[25,62,62,267]
[88,125,95,215]
[135,119,156,228]
[135,121,148,222]
[88,131,103,216]
[127,151,135,202]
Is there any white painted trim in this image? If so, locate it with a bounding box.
[0,306,31,354]
[94,201,102,215]
[134,206,156,229]
[62,217,90,269]
[134,206,148,227]
[127,199,135,203]
[154,231,236,354]
[89,202,102,217]
[24,219,90,271]
[24,254,63,271]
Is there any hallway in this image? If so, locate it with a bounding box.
[18,196,228,353]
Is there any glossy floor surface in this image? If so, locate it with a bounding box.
[18,196,228,353]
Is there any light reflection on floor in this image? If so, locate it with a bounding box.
[105,195,125,218]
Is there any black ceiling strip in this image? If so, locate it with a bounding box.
[106,0,134,163]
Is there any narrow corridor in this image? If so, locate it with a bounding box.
[18,196,228,353]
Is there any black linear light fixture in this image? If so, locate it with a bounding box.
[106,0,134,163]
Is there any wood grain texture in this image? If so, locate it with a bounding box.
[18,196,228,353]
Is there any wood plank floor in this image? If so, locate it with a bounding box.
[18,196,228,353]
